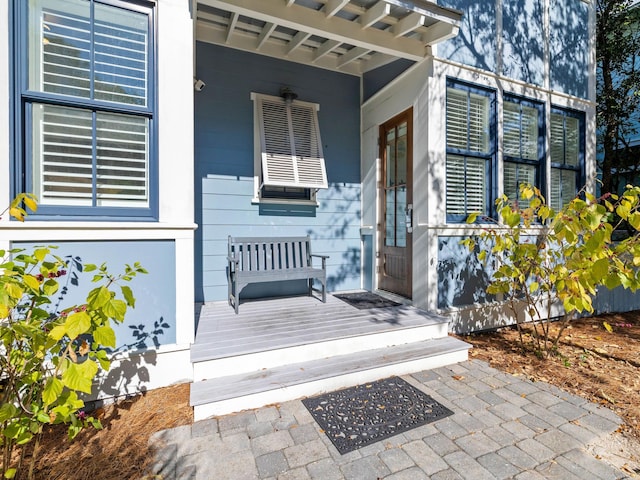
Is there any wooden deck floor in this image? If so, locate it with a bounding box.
[191,293,449,362]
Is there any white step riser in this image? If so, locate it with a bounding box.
[193,322,448,381]
[193,349,468,421]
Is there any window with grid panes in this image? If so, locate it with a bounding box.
[13,0,156,218]
[502,97,543,206]
[445,80,495,222]
[252,93,327,202]
[550,108,584,211]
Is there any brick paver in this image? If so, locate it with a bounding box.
[150,360,628,479]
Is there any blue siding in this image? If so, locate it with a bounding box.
[437,236,494,309]
[194,43,361,302]
[503,0,544,86]
[362,59,415,102]
[437,0,497,72]
[550,1,590,99]
[13,240,177,349]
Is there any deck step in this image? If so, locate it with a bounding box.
[190,336,471,421]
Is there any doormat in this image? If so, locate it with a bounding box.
[302,376,453,454]
[334,292,401,310]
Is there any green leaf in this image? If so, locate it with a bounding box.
[64,311,91,340]
[84,263,97,272]
[62,360,98,394]
[23,274,40,291]
[530,281,539,293]
[87,286,111,309]
[466,212,478,224]
[592,258,609,282]
[4,468,17,479]
[48,324,67,341]
[0,403,18,422]
[603,321,613,333]
[104,299,127,322]
[93,325,116,348]
[42,279,59,296]
[34,248,48,261]
[504,212,520,228]
[43,377,64,406]
[4,282,23,299]
[121,285,135,308]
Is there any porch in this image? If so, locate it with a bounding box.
[189,292,471,421]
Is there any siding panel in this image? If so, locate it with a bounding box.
[194,43,361,302]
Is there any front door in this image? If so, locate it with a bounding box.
[378,109,413,298]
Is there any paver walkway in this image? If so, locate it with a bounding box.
[150,360,631,479]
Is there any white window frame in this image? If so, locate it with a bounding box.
[251,92,328,205]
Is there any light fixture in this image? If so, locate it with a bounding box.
[280,86,298,104]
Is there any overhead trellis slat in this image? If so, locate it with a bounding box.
[197,0,461,75]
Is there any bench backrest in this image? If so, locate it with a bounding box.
[229,236,314,272]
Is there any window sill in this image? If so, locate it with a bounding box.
[251,197,319,207]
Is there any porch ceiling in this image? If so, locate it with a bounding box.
[196,0,462,76]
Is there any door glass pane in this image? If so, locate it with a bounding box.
[396,187,406,247]
[385,190,395,246]
[396,123,407,186]
[386,133,396,188]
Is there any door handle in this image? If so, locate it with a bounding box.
[405,203,413,233]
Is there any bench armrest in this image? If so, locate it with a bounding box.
[311,254,329,269]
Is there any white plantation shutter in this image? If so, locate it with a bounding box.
[446,84,492,218]
[469,93,489,153]
[446,88,468,151]
[34,104,93,205]
[258,96,328,190]
[503,102,521,158]
[521,105,538,160]
[446,88,489,154]
[446,155,486,215]
[33,105,149,207]
[25,0,152,210]
[550,109,582,210]
[96,112,148,205]
[551,168,577,211]
[504,101,538,160]
[504,162,536,205]
[565,116,579,166]
[35,1,148,106]
[550,113,565,164]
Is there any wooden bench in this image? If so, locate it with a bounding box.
[227,235,329,314]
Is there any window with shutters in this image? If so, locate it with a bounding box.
[12,0,156,218]
[502,96,544,207]
[550,107,584,211]
[252,93,328,204]
[445,80,495,222]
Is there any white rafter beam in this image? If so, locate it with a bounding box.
[226,12,238,43]
[422,21,459,45]
[287,31,311,54]
[337,46,369,67]
[199,0,427,61]
[393,12,425,38]
[324,0,349,18]
[285,0,296,6]
[360,1,390,28]
[313,39,341,62]
[256,22,277,50]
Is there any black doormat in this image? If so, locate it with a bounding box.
[302,376,453,454]
[334,292,402,309]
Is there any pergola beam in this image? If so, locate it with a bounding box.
[200,0,428,61]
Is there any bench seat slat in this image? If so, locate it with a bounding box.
[227,235,327,313]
